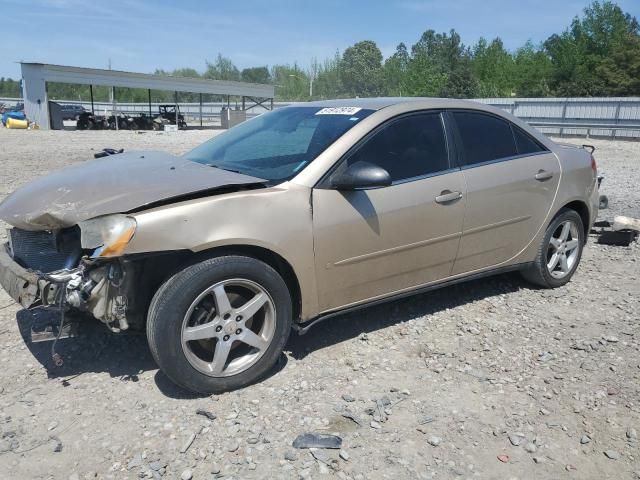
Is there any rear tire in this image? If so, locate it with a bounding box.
[147,255,292,394]
[521,208,584,288]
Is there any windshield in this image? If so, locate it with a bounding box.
[184,106,374,182]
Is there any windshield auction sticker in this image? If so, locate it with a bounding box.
[315,107,362,115]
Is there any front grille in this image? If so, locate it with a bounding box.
[9,227,81,272]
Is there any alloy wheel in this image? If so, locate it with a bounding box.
[546,220,580,279]
[180,278,276,377]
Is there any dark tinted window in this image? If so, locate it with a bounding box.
[347,113,449,182]
[453,111,518,166]
[513,126,546,155]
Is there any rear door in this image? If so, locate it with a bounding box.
[448,110,560,275]
[312,111,466,312]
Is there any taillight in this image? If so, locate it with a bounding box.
[590,154,597,176]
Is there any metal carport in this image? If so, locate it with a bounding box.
[20,62,275,130]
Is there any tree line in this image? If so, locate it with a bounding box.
[1,1,638,103]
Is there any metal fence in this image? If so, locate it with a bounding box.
[3,96,640,138]
[476,97,640,139]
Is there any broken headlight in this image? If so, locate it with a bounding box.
[78,214,136,258]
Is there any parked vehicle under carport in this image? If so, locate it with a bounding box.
[153,104,187,130]
[76,111,107,130]
[60,104,87,121]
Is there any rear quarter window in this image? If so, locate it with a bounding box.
[512,125,548,155]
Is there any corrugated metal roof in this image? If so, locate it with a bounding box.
[20,62,274,98]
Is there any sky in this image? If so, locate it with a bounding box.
[2,0,639,79]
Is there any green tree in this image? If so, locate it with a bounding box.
[0,77,22,97]
[271,64,309,100]
[409,29,477,98]
[544,27,598,95]
[171,68,201,78]
[404,50,447,96]
[383,43,410,96]
[313,50,344,99]
[583,1,640,95]
[204,54,241,81]
[512,41,552,97]
[472,37,515,97]
[600,29,640,95]
[340,40,384,96]
[544,1,640,96]
[241,67,271,84]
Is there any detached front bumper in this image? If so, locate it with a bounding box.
[0,243,74,308]
[0,244,43,308]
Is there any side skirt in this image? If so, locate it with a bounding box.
[292,262,531,335]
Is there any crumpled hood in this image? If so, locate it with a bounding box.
[0,150,266,230]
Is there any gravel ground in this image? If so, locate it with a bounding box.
[0,128,638,480]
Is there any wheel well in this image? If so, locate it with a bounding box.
[559,200,590,238]
[200,245,302,321]
[133,246,302,324]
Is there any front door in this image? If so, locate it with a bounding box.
[312,112,466,312]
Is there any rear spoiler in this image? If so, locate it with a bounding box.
[582,144,596,154]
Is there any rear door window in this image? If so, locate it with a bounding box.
[347,112,450,182]
[452,111,518,166]
[512,125,547,155]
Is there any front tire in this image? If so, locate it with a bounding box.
[521,208,584,288]
[147,255,292,394]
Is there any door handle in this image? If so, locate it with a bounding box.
[435,190,463,204]
[535,170,554,181]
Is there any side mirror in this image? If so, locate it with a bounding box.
[330,161,392,190]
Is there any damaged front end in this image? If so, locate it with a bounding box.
[42,259,133,333]
[1,214,141,334]
[0,149,270,364]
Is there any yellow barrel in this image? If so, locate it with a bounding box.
[6,117,29,129]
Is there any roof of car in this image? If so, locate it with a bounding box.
[298,96,555,152]
[302,97,485,111]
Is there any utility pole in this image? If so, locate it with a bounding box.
[309,58,318,99]
[289,74,313,99]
